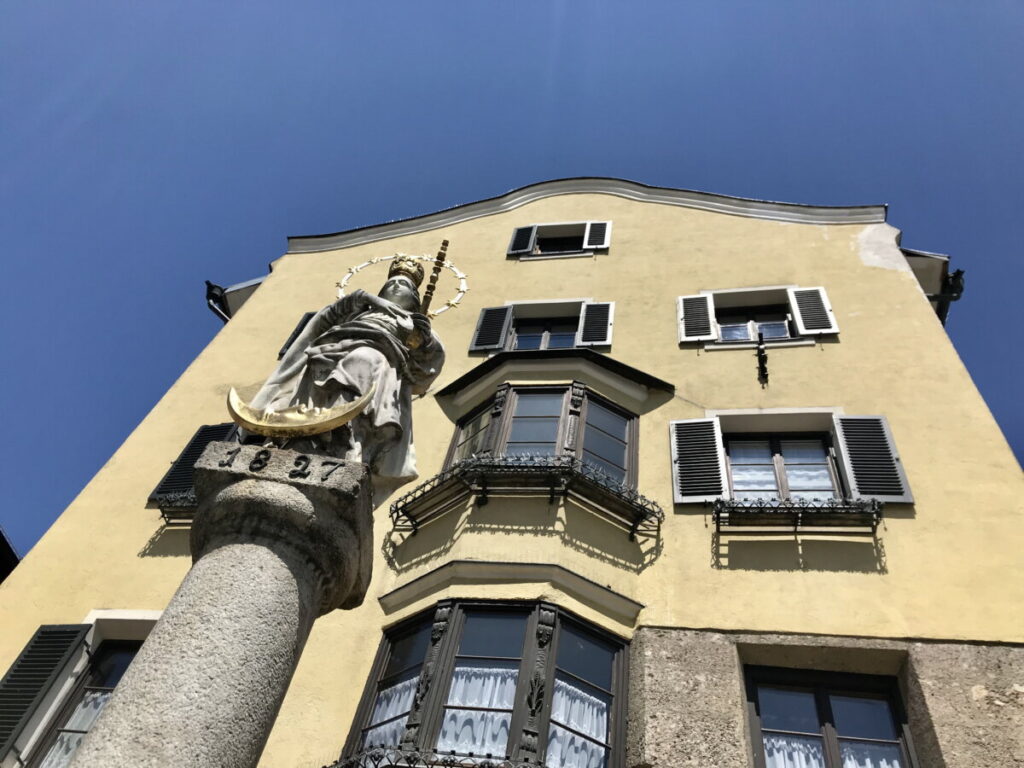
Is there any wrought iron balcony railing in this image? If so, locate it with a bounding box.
[327,748,541,768]
[712,497,883,533]
[390,454,663,539]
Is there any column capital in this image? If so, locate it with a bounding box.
[193,442,372,614]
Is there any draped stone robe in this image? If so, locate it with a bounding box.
[249,289,444,501]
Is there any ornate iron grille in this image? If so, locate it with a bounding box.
[327,748,543,768]
[390,454,663,539]
[712,497,883,533]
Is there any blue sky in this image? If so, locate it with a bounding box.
[1,2,1021,556]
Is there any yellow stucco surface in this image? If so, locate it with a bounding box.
[1,191,1021,766]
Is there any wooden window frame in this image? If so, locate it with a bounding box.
[715,303,793,344]
[507,316,582,352]
[744,665,919,768]
[344,601,628,768]
[444,385,640,488]
[724,432,844,501]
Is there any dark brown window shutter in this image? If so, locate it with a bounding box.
[149,424,238,507]
[670,418,727,502]
[507,227,537,256]
[787,287,839,335]
[0,625,89,759]
[576,302,614,346]
[833,415,913,503]
[278,311,316,359]
[469,306,513,352]
[584,221,611,249]
[677,295,717,342]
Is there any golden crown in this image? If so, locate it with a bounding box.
[387,255,425,288]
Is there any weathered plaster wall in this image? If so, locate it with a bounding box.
[628,627,1024,768]
[0,190,1021,766]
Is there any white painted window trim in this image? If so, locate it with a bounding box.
[510,220,611,260]
[691,284,839,349]
[2,610,160,768]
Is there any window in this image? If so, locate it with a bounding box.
[669,414,913,505]
[677,286,838,344]
[726,434,840,501]
[469,302,614,353]
[448,385,637,486]
[28,641,140,767]
[745,666,917,768]
[507,221,612,258]
[347,602,627,768]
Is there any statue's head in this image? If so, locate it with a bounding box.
[378,276,421,313]
[379,255,425,312]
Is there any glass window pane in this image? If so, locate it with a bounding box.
[514,393,564,417]
[780,440,827,462]
[831,695,898,740]
[459,612,528,658]
[384,622,431,678]
[368,671,419,727]
[731,465,779,490]
[506,442,557,456]
[62,689,113,732]
[515,334,544,350]
[91,646,137,688]
[582,429,626,468]
[437,709,512,756]
[546,723,607,768]
[758,687,820,733]
[38,732,86,768]
[446,661,519,709]
[838,740,903,768]
[728,441,773,463]
[720,323,752,341]
[582,452,626,484]
[548,333,577,349]
[735,490,781,500]
[585,402,628,442]
[551,675,610,740]
[556,624,614,691]
[785,466,835,491]
[509,417,560,444]
[757,321,790,339]
[762,733,825,768]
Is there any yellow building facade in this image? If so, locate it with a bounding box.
[1,179,1021,767]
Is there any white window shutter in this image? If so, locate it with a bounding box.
[832,415,913,503]
[469,306,514,352]
[583,221,612,249]
[787,287,839,335]
[669,418,727,503]
[677,295,718,342]
[576,302,614,347]
[507,227,537,256]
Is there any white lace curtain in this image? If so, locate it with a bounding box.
[38,689,113,768]
[840,741,903,768]
[436,663,518,755]
[545,677,609,768]
[763,734,826,768]
[363,674,418,749]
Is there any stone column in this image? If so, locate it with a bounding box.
[71,443,372,768]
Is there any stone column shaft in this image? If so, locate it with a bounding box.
[71,444,371,768]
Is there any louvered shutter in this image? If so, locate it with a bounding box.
[677,295,718,342]
[469,306,514,352]
[576,302,614,347]
[0,625,89,759]
[787,287,839,336]
[278,311,315,359]
[507,227,537,256]
[583,221,612,249]
[670,418,727,503]
[149,423,238,507]
[833,415,913,503]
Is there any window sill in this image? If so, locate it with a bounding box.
[513,250,596,260]
[701,338,817,351]
[390,454,663,539]
[712,497,882,533]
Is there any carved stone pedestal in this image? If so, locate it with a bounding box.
[70,443,372,768]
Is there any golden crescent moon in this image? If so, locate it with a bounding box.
[226,384,376,438]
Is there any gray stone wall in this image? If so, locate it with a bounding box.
[626,627,1024,768]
